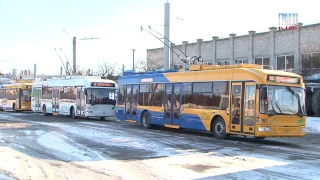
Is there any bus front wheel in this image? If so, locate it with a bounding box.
[43,106,48,116]
[71,107,77,119]
[212,117,227,139]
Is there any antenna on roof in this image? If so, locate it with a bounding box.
[149,26,187,58]
[54,48,71,75]
[60,48,73,73]
[141,26,203,67]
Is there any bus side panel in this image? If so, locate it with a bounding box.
[116,105,125,120]
[179,109,212,131]
[179,113,207,131]
[138,106,164,125]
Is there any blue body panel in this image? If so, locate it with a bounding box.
[117,69,207,131]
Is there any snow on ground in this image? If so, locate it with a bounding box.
[306,116,320,132]
[1,113,320,179]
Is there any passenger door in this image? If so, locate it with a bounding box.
[230,82,256,134]
[35,87,42,112]
[52,88,59,112]
[243,82,256,134]
[76,87,82,115]
[230,82,242,133]
[164,84,181,125]
[125,85,139,121]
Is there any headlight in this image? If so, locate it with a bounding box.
[258,127,271,132]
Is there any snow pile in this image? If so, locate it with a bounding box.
[306,117,320,132]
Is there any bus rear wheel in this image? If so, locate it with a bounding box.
[142,111,152,129]
[212,117,227,139]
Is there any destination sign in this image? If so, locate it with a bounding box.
[91,82,115,87]
[267,75,300,84]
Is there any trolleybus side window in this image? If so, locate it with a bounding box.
[6,89,17,100]
[182,83,192,109]
[0,89,3,99]
[151,83,163,106]
[192,82,213,109]
[213,81,229,110]
[42,87,53,99]
[70,87,76,100]
[22,89,32,101]
[86,89,92,104]
[139,84,150,106]
[118,85,125,105]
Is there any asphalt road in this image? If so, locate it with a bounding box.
[0,111,319,180]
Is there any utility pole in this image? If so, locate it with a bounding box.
[73,37,76,74]
[131,49,136,70]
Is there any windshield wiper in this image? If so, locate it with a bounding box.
[287,109,304,117]
[268,110,276,117]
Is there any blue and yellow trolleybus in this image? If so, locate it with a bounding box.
[116,64,306,139]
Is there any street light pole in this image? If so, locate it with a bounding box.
[131,49,136,70]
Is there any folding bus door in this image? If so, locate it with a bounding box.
[164,83,181,125]
[230,82,242,133]
[35,87,42,112]
[76,87,83,115]
[242,82,256,135]
[125,85,139,121]
[230,82,256,135]
[52,88,59,113]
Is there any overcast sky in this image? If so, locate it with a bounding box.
[0,0,319,75]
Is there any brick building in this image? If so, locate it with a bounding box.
[146,23,320,75]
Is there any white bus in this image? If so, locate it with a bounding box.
[31,76,117,119]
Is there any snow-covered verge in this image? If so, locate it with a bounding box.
[306,117,320,133]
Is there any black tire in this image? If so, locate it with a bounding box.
[43,106,48,116]
[306,89,313,116]
[212,117,227,139]
[141,111,152,129]
[13,103,17,112]
[71,107,77,119]
[100,117,105,120]
[255,137,266,140]
[311,89,320,116]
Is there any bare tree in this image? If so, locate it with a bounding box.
[97,61,118,81]
[75,65,86,75]
[135,58,163,72]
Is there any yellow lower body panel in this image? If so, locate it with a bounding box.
[164,124,180,129]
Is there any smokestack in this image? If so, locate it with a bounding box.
[73,37,76,74]
[34,64,36,80]
[163,2,170,70]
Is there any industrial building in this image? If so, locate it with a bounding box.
[147,23,320,76]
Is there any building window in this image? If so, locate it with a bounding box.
[276,55,294,72]
[203,61,213,65]
[235,59,248,64]
[302,53,320,76]
[217,60,229,66]
[255,57,270,69]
